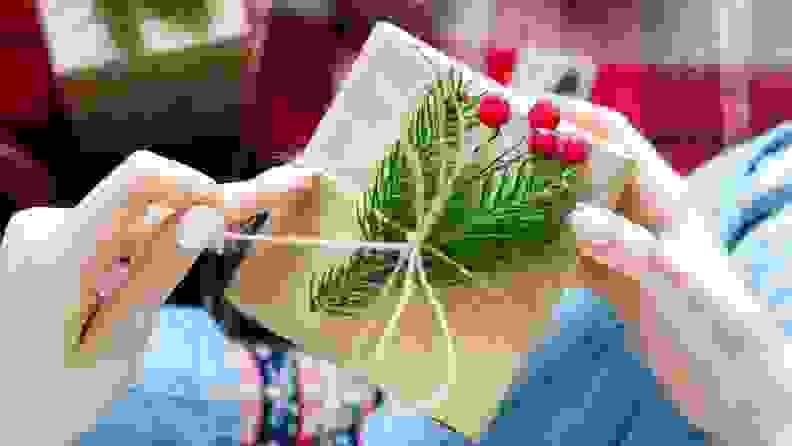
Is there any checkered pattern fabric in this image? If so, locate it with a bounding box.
[253,348,385,445]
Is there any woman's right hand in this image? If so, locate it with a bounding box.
[0,151,323,444]
[73,151,317,353]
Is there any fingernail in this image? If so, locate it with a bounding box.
[588,240,614,256]
[142,287,165,304]
[287,174,310,192]
[95,258,130,299]
[589,240,651,276]
[241,191,261,208]
[175,208,193,225]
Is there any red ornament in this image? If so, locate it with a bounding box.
[478,95,511,128]
[560,136,590,163]
[528,100,561,130]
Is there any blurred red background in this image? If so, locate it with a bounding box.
[0,0,791,217]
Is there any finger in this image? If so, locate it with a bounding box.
[564,100,679,232]
[540,93,611,144]
[126,174,220,219]
[79,209,193,350]
[567,203,673,326]
[128,205,179,263]
[574,246,644,323]
[615,170,676,232]
[528,94,635,214]
[568,203,692,297]
[545,92,641,155]
[547,94,686,233]
[567,202,658,279]
[89,206,135,286]
[76,258,131,351]
[221,164,321,224]
[77,150,218,244]
[89,170,220,282]
[93,204,178,278]
[79,205,178,342]
[110,205,198,309]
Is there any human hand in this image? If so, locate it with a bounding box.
[546,93,688,235]
[567,202,792,445]
[74,152,316,353]
[220,161,323,232]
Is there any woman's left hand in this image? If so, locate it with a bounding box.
[546,93,689,235]
[568,200,792,445]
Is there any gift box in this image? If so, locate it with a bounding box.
[37,0,248,154]
[222,21,633,438]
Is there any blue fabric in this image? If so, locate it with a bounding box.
[79,388,241,445]
[79,307,246,445]
[719,125,792,251]
[362,413,473,446]
[476,289,704,446]
[720,123,792,336]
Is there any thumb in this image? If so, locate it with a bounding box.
[221,164,323,223]
[566,203,661,279]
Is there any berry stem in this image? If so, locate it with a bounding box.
[480,125,499,195]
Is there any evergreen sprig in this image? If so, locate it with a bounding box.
[308,252,393,319]
[308,67,581,319]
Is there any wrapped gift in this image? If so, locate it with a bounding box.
[225,22,631,438]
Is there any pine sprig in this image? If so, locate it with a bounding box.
[298,62,585,407]
[307,66,581,318]
[308,252,395,319]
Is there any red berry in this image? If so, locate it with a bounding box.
[533,132,560,158]
[560,136,590,163]
[528,100,561,130]
[556,134,575,157]
[526,131,541,154]
[478,95,511,128]
[486,48,517,86]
